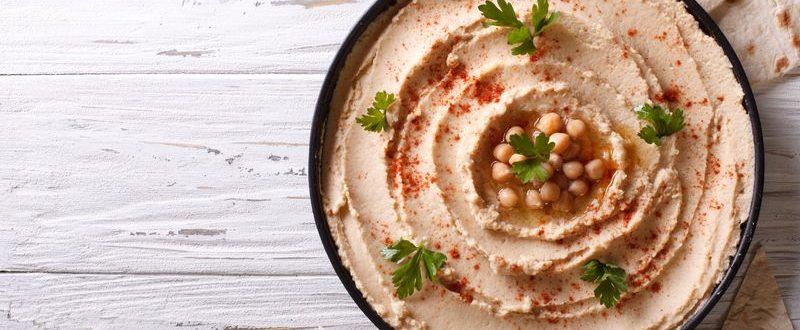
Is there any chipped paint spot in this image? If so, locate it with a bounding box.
[157,49,215,57]
[143,142,222,155]
[226,198,272,202]
[226,154,244,165]
[178,228,227,236]
[270,0,355,8]
[233,141,308,147]
[223,326,282,330]
[282,168,307,176]
[93,39,137,44]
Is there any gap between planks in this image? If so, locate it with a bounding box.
[0,270,336,277]
[0,70,328,76]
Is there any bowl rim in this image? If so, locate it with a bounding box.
[308,1,764,329]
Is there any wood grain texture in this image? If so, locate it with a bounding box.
[0,273,372,330]
[0,0,798,329]
[0,0,374,75]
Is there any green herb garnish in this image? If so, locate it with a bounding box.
[634,103,685,145]
[508,133,555,183]
[381,239,447,299]
[581,260,629,308]
[356,91,396,132]
[479,0,560,56]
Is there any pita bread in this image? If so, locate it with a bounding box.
[699,0,800,86]
[722,244,792,330]
[696,0,726,11]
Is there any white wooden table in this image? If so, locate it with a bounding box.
[0,1,797,329]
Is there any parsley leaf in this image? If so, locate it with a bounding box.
[508,27,536,56]
[356,91,396,132]
[508,133,554,183]
[380,239,417,262]
[531,0,560,34]
[479,0,559,56]
[509,133,553,162]
[381,239,447,299]
[581,260,629,308]
[512,159,552,183]
[634,103,685,145]
[479,0,525,28]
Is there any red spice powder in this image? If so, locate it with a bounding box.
[444,277,474,304]
[389,153,435,198]
[447,103,472,116]
[449,247,461,259]
[655,85,682,103]
[649,282,662,293]
[441,65,468,92]
[472,80,505,105]
[540,292,553,304]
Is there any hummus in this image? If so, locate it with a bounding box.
[321,0,756,329]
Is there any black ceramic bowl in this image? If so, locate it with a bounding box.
[309,1,764,328]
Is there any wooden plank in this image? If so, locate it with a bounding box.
[0,0,372,75]
[0,273,373,329]
[0,74,332,276]
[0,272,796,329]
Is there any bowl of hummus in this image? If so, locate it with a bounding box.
[309,0,764,329]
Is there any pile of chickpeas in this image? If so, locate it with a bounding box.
[491,113,607,212]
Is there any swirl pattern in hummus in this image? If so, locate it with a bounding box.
[320,0,755,329]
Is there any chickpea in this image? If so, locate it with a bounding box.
[509,154,527,165]
[531,179,544,189]
[525,190,544,209]
[492,162,514,183]
[562,143,581,160]
[566,119,587,139]
[540,182,561,202]
[562,161,585,180]
[493,143,514,163]
[536,113,564,136]
[585,159,606,181]
[548,153,563,170]
[550,133,571,154]
[568,180,589,197]
[540,162,555,178]
[552,191,574,212]
[505,126,526,142]
[553,172,570,189]
[498,188,520,207]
